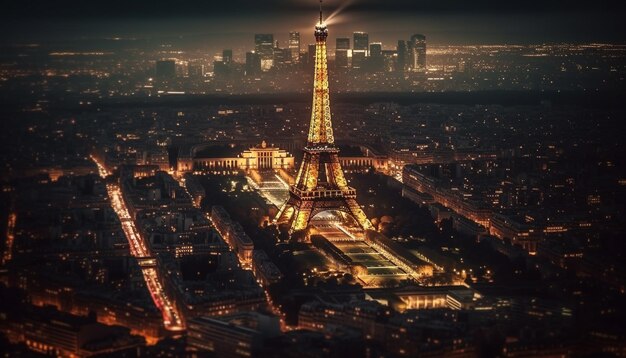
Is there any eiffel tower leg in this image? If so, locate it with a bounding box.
[345,198,373,230]
[291,201,313,232]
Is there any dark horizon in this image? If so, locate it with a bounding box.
[2,0,626,45]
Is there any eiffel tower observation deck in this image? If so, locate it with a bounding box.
[276,2,373,236]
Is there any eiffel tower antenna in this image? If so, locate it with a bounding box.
[319,0,323,24]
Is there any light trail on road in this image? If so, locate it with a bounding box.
[107,183,184,331]
[91,156,184,331]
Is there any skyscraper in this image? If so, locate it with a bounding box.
[396,40,408,73]
[289,31,301,63]
[353,32,369,52]
[274,45,292,67]
[352,32,369,69]
[409,34,426,72]
[382,50,396,72]
[369,42,383,72]
[222,49,233,64]
[335,38,350,68]
[245,52,261,76]
[254,34,274,71]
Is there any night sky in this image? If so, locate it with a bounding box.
[2,0,625,45]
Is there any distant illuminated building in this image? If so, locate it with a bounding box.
[273,43,292,67]
[222,49,233,64]
[352,32,368,69]
[396,40,408,72]
[254,33,274,71]
[245,52,261,76]
[179,141,295,173]
[369,42,383,71]
[352,50,366,69]
[289,31,301,63]
[335,37,350,68]
[369,42,382,58]
[409,34,426,72]
[382,50,396,72]
[155,60,176,80]
[353,31,369,52]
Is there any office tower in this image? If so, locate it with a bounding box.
[352,32,369,69]
[353,31,369,52]
[276,10,372,233]
[274,46,292,67]
[335,37,350,68]
[369,42,383,72]
[397,40,408,72]
[289,31,301,63]
[382,50,396,72]
[155,60,176,80]
[254,34,274,71]
[245,52,261,76]
[352,50,366,69]
[222,49,233,64]
[409,34,426,72]
[369,43,382,58]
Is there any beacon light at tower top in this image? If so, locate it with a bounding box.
[315,0,328,31]
[310,0,355,26]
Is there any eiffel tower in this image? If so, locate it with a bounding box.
[276,2,373,235]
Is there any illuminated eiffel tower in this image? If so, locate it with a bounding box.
[276,2,373,235]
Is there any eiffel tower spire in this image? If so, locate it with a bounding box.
[309,2,333,145]
[319,0,323,25]
[276,6,373,236]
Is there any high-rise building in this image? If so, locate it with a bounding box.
[155,60,176,80]
[369,43,382,58]
[254,34,274,71]
[382,50,396,72]
[409,34,426,72]
[274,45,292,67]
[289,31,301,63]
[335,38,350,68]
[352,50,366,69]
[245,52,261,76]
[222,49,233,64]
[369,42,383,72]
[353,32,369,52]
[352,32,369,69]
[336,38,350,50]
[396,40,408,72]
